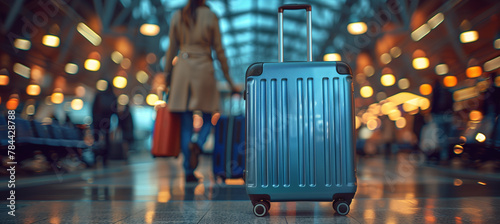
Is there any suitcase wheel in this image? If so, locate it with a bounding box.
[253,200,270,217]
[333,200,350,216]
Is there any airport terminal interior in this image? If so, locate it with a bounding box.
[1,0,500,223]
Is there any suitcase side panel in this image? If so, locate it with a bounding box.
[246,62,356,201]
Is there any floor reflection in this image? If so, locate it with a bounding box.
[1,151,499,223]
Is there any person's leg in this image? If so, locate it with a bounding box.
[180,112,196,177]
[196,112,213,150]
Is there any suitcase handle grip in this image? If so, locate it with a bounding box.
[278,4,312,62]
[278,4,312,12]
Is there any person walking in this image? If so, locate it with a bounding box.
[164,0,240,182]
[92,81,117,167]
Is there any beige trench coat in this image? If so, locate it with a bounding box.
[164,7,234,113]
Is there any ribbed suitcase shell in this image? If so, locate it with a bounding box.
[245,61,356,202]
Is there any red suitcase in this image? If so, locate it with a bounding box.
[151,104,181,157]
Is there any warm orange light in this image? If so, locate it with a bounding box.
[460,30,478,43]
[146,94,159,106]
[360,86,373,98]
[469,110,482,121]
[381,74,396,86]
[42,35,60,47]
[51,92,64,104]
[84,59,100,71]
[323,53,342,61]
[355,116,361,129]
[113,76,127,89]
[466,66,482,78]
[475,133,486,143]
[140,24,160,36]
[71,99,84,110]
[454,179,463,186]
[26,84,41,96]
[0,75,9,85]
[454,145,464,154]
[419,98,430,110]
[6,98,19,110]
[367,119,378,130]
[419,84,433,95]
[443,76,457,87]
[347,22,367,35]
[413,57,429,70]
[395,117,406,128]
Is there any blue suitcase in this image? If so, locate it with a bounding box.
[245,4,357,217]
[213,114,245,180]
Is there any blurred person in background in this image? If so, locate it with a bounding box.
[119,104,134,157]
[164,0,240,182]
[431,78,454,163]
[92,81,117,167]
[483,72,500,151]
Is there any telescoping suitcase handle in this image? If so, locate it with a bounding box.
[278,4,312,62]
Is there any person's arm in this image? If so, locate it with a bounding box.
[165,12,180,87]
[211,13,239,93]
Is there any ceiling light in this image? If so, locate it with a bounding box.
[113,76,127,89]
[26,84,41,96]
[347,22,367,35]
[96,80,108,91]
[13,63,30,78]
[77,22,102,46]
[411,24,431,41]
[71,99,84,110]
[435,64,449,75]
[413,57,429,70]
[84,59,100,71]
[460,30,478,43]
[323,53,341,61]
[484,55,500,72]
[42,35,60,47]
[419,84,433,95]
[443,76,457,87]
[111,51,123,64]
[466,66,482,78]
[136,71,149,84]
[146,94,159,106]
[398,78,410,90]
[140,24,160,36]
[65,63,78,74]
[14,38,31,50]
[428,13,444,29]
[381,74,395,86]
[360,86,373,98]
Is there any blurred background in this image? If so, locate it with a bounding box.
[0,0,499,173]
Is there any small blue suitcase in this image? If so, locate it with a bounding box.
[245,4,357,217]
[213,115,245,180]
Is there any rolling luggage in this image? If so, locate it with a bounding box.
[245,4,357,217]
[213,96,245,180]
[151,102,181,158]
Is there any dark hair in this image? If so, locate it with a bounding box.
[181,0,206,27]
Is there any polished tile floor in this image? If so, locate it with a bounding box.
[1,151,500,223]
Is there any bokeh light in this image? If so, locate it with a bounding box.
[146,94,159,106]
[419,84,433,95]
[71,99,84,110]
[96,80,108,91]
[360,86,373,98]
[443,76,457,87]
[475,133,486,142]
[466,66,482,78]
[381,74,396,86]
